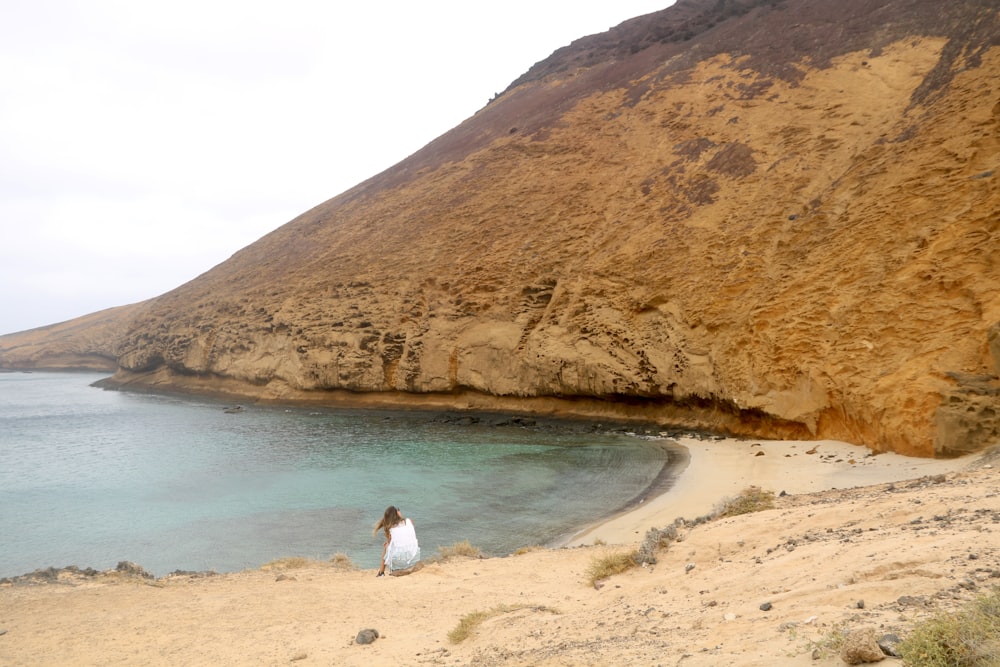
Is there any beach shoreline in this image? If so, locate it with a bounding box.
[549,435,692,548]
[0,434,969,582]
[3,435,973,583]
[564,435,976,548]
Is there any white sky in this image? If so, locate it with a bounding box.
[0,1,673,336]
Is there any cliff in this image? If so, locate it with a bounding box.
[3,0,999,456]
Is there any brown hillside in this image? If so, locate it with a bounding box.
[2,0,999,456]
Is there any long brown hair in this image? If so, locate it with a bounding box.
[373,505,404,540]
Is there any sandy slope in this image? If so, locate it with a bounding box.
[1,439,997,667]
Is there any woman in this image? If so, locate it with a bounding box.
[373,505,420,576]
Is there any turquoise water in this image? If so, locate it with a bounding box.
[0,372,682,577]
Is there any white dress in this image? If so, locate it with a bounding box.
[385,518,420,572]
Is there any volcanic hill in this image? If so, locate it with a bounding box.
[3,0,999,457]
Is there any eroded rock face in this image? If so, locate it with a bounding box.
[0,305,134,372]
[2,0,999,456]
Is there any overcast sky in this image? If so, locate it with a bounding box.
[0,1,673,336]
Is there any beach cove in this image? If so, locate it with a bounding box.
[2,436,995,666]
[0,372,687,578]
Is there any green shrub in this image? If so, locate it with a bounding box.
[803,624,848,660]
[900,587,1000,666]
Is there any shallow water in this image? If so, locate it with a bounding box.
[0,372,682,577]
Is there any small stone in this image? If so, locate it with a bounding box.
[355,628,380,645]
[759,601,772,611]
[685,563,695,573]
[856,599,865,609]
[877,633,902,658]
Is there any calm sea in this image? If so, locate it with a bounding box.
[0,371,684,578]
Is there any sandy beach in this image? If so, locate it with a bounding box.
[1,437,996,666]
[566,436,974,547]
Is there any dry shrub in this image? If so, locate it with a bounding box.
[900,587,1000,666]
[513,545,542,555]
[449,606,514,644]
[585,551,638,586]
[713,486,775,517]
[328,553,357,570]
[635,522,679,565]
[435,540,483,562]
[448,604,558,644]
[586,519,685,585]
[261,557,317,570]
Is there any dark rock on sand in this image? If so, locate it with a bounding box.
[356,628,380,645]
[877,633,902,658]
[116,561,154,579]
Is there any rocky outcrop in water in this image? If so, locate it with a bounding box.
[2,0,999,456]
